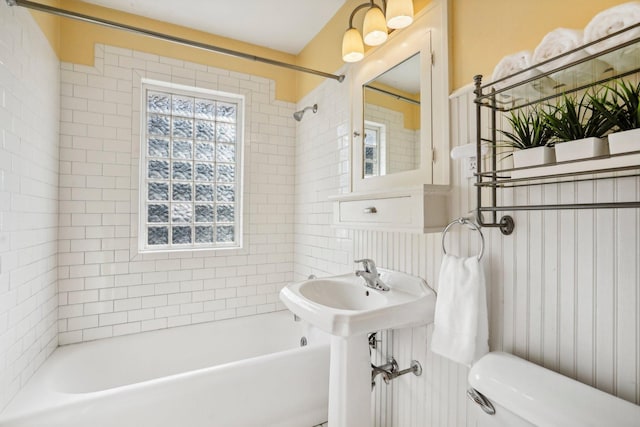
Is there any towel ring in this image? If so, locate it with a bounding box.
[442,218,485,261]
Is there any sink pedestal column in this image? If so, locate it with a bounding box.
[328,334,371,427]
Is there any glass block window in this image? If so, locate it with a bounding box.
[363,121,386,178]
[140,80,243,252]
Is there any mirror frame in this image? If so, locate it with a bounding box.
[350,0,449,193]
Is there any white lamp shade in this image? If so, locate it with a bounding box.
[363,6,388,46]
[342,28,365,62]
[386,0,414,29]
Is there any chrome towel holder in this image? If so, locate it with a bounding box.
[441,218,485,261]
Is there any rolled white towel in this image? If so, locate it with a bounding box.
[584,1,640,54]
[491,50,533,84]
[533,27,611,87]
[490,51,546,97]
[532,28,586,73]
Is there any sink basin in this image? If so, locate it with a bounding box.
[280,268,436,337]
[299,279,387,310]
[280,268,436,426]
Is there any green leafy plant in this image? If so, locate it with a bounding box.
[499,107,553,150]
[590,80,640,132]
[543,91,616,142]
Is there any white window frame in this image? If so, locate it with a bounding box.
[138,79,244,253]
[364,120,386,177]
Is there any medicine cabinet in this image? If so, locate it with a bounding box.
[331,0,450,233]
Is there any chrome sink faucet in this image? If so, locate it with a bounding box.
[354,259,389,291]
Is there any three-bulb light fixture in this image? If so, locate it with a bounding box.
[342,0,414,63]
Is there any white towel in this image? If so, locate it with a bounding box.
[491,50,535,85]
[430,254,489,367]
[532,28,586,73]
[584,1,640,54]
[489,50,550,98]
[533,28,610,87]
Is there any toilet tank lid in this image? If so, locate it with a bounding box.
[468,352,640,427]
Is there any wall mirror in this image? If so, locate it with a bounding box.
[363,53,421,178]
[350,1,449,193]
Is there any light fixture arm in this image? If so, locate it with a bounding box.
[348,2,373,29]
[342,0,412,63]
[347,0,388,28]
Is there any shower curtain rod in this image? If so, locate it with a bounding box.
[6,0,346,83]
[364,84,420,105]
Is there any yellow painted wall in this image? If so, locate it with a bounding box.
[299,0,631,94]
[295,0,431,100]
[28,0,61,53]
[451,0,631,89]
[28,0,428,103]
[25,0,637,101]
[31,0,298,102]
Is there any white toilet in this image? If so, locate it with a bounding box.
[468,352,640,427]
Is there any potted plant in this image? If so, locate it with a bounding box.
[591,80,640,154]
[499,107,555,169]
[543,91,615,161]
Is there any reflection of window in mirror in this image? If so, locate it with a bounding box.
[362,53,420,177]
[363,121,386,178]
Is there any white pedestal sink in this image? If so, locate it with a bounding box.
[280,269,436,427]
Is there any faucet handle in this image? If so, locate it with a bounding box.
[354,258,375,272]
[355,259,380,276]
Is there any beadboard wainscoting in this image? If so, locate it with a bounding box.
[0,3,60,411]
[294,77,640,425]
[57,44,296,344]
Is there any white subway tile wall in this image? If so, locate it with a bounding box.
[293,68,353,280]
[295,80,640,425]
[0,4,60,411]
[57,44,295,345]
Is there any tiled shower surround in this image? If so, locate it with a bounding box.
[0,5,60,411]
[57,44,296,344]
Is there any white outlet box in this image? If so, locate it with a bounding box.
[464,157,477,179]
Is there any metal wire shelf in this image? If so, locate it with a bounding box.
[474,24,640,235]
[475,150,640,184]
[474,22,640,112]
[479,201,640,212]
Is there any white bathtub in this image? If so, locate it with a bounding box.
[0,311,330,427]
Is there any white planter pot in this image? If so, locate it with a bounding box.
[512,146,556,169]
[554,137,609,162]
[608,128,640,155]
